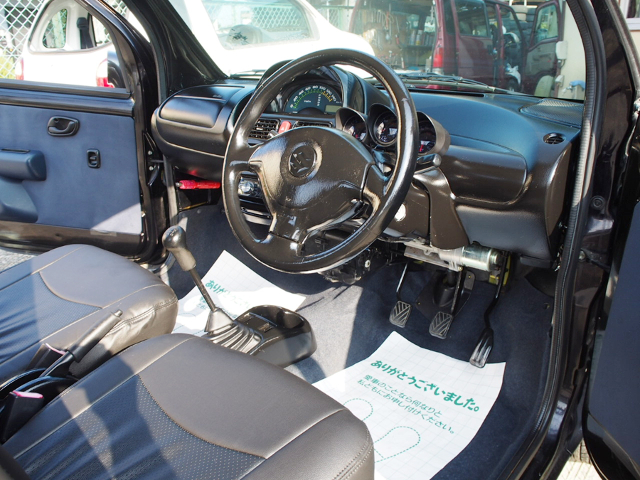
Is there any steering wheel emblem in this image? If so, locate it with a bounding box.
[288,146,316,178]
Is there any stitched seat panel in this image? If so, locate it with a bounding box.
[16,375,264,480]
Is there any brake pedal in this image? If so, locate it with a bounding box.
[429,311,453,339]
[390,301,412,327]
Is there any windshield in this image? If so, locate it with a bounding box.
[168,0,586,99]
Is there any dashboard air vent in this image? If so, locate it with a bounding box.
[295,121,333,128]
[543,133,565,145]
[249,118,279,139]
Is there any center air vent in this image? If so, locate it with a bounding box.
[295,121,332,128]
[543,133,565,145]
[249,118,279,139]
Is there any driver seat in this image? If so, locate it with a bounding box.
[1,334,374,479]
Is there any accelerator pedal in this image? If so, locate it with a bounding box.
[389,300,412,328]
[469,328,494,368]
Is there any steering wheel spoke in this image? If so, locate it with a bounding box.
[363,164,388,211]
[226,141,260,179]
[259,232,303,262]
[269,212,307,244]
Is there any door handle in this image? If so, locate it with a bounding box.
[47,117,79,137]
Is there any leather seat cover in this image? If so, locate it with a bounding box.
[0,245,178,382]
[4,334,374,480]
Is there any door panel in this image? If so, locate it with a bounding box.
[585,200,640,479]
[452,0,494,84]
[0,102,141,235]
[0,0,160,259]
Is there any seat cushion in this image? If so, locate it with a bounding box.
[0,245,178,382]
[4,334,374,480]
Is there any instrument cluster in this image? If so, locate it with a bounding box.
[336,104,441,156]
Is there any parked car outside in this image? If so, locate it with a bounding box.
[350,0,583,97]
[17,0,374,87]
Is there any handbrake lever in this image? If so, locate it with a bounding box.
[41,309,123,378]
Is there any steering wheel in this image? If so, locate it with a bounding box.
[223,49,419,273]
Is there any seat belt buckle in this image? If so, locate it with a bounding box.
[0,391,44,442]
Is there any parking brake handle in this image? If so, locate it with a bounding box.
[40,310,124,378]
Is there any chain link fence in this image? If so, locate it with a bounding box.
[315,5,353,31]
[0,0,127,79]
[1,0,44,78]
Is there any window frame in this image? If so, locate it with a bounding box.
[620,0,640,29]
[0,0,131,94]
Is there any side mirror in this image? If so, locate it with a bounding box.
[555,40,568,61]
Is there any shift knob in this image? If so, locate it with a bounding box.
[162,226,196,272]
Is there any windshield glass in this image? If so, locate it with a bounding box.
[168,0,586,99]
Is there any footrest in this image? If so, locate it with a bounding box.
[389,301,412,327]
[429,311,454,339]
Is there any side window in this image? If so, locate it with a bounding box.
[42,8,67,48]
[0,0,131,90]
[91,15,111,47]
[533,4,559,43]
[443,0,456,35]
[455,0,489,37]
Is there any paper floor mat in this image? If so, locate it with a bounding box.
[314,332,506,480]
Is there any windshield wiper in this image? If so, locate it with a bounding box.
[374,72,516,94]
[230,69,267,78]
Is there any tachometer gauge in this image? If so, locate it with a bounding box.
[285,85,342,114]
[343,116,367,142]
[374,111,398,146]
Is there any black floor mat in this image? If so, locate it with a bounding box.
[169,205,553,480]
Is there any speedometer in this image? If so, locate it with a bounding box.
[285,85,342,114]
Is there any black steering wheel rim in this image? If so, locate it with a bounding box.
[223,48,419,273]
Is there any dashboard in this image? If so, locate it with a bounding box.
[151,66,583,266]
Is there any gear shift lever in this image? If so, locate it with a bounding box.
[162,226,233,334]
[162,225,316,367]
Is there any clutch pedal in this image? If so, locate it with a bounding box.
[389,263,412,328]
[389,300,412,327]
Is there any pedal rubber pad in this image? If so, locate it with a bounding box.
[389,301,412,327]
[470,328,494,368]
[429,311,454,339]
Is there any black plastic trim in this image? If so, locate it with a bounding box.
[0,79,130,99]
[0,88,134,116]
